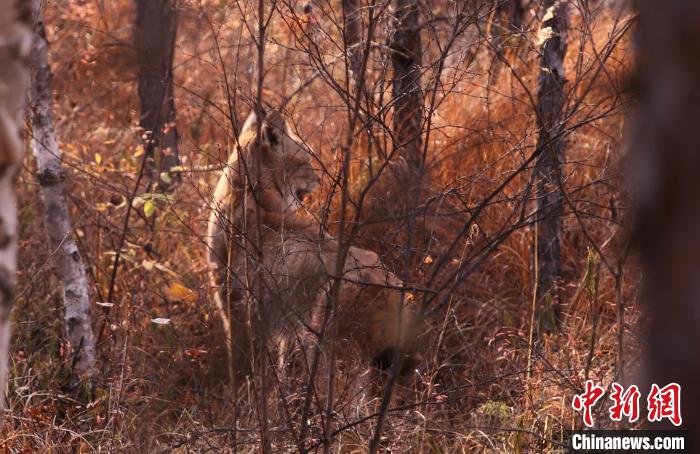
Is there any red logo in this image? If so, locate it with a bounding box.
[572,380,605,427]
[609,383,641,423]
[647,383,682,426]
[573,381,683,427]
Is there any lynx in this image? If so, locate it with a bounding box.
[206,109,417,382]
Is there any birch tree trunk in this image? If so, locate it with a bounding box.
[390,0,424,176]
[29,5,96,381]
[533,0,568,330]
[135,0,180,190]
[0,0,32,410]
[632,0,700,428]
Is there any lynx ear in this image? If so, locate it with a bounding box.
[240,111,258,135]
[261,110,286,148]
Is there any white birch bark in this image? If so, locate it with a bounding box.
[0,0,32,409]
[28,5,96,381]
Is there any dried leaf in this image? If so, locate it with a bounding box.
[165,282,196,303]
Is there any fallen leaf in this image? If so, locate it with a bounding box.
[165,282,197,303]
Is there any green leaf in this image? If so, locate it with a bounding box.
[144,200,156,217]
[160,172,172,184]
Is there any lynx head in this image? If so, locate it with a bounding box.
[238,109,320,213]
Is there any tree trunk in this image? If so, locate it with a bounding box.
[135,0,180,190]
[0,0,32,410]
[488,0,526,84]
[533,0,568,329]
[632,0,700,429]
[343,0,363,88]
[29,5,97,382]
[390,0,424,175]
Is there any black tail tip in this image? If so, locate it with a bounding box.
[372,348,417,375]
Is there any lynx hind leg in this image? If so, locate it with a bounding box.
[361,286,422,412]
[348,271,418,376]
[344,246,419,374]
[366,289,418,375]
